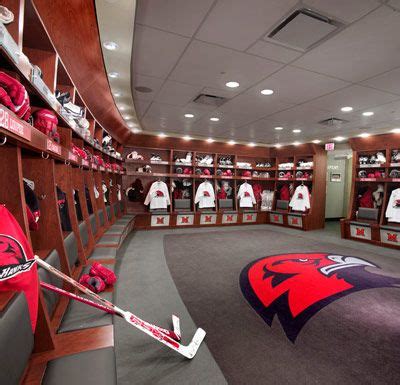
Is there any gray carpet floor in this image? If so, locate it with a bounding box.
[114,224,400,385]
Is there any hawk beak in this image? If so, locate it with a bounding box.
[320,255,376,276]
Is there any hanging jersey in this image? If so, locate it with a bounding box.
[385,188,400,223]
[195,181,215,208]
[144,181,170,209]
[238,183,256,208]
[289,185,310,212]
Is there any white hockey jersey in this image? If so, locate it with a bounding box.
[144,181,170,209]
[289,185,310,212]
[385,188,400,223]
[195,181,215,208]
[238,182,256,208]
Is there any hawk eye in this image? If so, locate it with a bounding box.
[298,258,308,262]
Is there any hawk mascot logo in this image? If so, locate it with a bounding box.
[240,253,400,342]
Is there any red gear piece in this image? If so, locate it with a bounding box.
[253,183,262,202]
[203,169,211,176]
[89,262,117,285]
[0,86,16,112]
[79,274,106,293]
[25,205,39,231]
[280,184,290,201]
[242,170,251,177]
[217,189,227,199]
[359,188,374,208]
[183,167,191,175]
[33,109,58,137]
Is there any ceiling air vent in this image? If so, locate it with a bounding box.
[318,117,349,126]
[267,8,341,50]
[193,93,228,107]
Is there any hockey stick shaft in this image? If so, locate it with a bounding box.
[40,281,116,314]
[35,257,201,357]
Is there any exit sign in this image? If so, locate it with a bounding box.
[325,142,335,151]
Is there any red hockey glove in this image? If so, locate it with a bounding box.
[89,262,117,285]
[79,274,106,293]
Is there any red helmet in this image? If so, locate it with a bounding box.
[203,169,211,176]
[242,170,251,177]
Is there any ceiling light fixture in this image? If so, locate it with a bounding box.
[123,115,131,120]
[158,132,166,138]
[113,91,122,97]
[248,142,256,147]
[292,129,301,133]
[228,140,236,145]
[127,122,134,127]
[312,139,321,144]
[341,106,353,112]
[108,72,119,78]
[103,41,119,51]
[132,128,142,134]
[359,132,370,138]
[362,111,374,117]
[225,81,240,88]
[274,126,283,131]
[206,138,214,143]
[333,136,346,142]
[184,113,194,118]
[275,144,282,148]
[118,105,126,111]
[391,128,400,134]
[261,89,274,95]
[210,117,220,122]
[183,135,192,141]
[293,141,301,146]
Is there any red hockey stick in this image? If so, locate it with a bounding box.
[40,281,181,341]
[35,256,204,358]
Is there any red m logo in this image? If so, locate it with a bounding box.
[226,215,233,222]
[156,217,164,224]
[273,215,279,222]
[246,215,253,221]
[292,218,299,225]
[356,228,365,236]
[387,233,398,242]
[181,216,189,224]
[205,215,212,222]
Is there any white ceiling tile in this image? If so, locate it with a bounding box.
[361,67,400,96]
[293,6,400,82]
[133,74,164,101]
[246,66,350,104]
[304,0,380,23]
[308,85,400,113]
[247,40,303,63]
[169,40,283,89]
[133,25,189,78]
[388,0,400,11]
[136,0,214,37]
[154,80,203,106]
[134,99,151,118]
[195,0,297,50]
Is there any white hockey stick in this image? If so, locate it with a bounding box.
[35,256,205,358]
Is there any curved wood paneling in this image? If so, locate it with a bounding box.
[32,0,131,143]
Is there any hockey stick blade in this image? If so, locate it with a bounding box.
[172,315,181,340]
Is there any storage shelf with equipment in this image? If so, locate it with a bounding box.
[341,133,400,249]
[122,140,326,231]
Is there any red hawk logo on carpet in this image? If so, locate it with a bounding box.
[240,253,400,342]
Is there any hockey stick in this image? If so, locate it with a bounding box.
[35,256,204,358]
[40,281,181,341]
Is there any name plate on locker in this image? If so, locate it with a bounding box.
[222,213,238,224]
[68,151,78,163]
[350,223,371,240]
[0,23,21,64]
[242,212,257,223]
[151,214,170,227]
[176,214,194,226]
[46,139,61,155]
[0,107,31,141]
[92,163,98,170]
[380,228,400,246]
[288,215,303,228]
[200,213,217,225]
[270,213,283,224]
[81,159,89,167]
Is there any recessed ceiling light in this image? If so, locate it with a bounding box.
[274,126,283,131]
[312,139,321,144]
[225,81,240,88]
[132,128,142,134]
[292,129,301,133]
[359,132,370,138]
[135,86,153,93]
[248,142,256,147]
[334,136,346,142]
[118,105,126,111]
[127,122,134,127]
[113,91,122,97]
[108,72,119,78]
[293,141,301,146]
[228,140,236,145]
[206,138,214,143]
[391,128,400,134]
[123,115,131,120]
[103,41,119,51]
[261,89,274,95]
[210,117,220,122]
[158,132,166,138]
[184,113,194,118]
[183,135,192,141]
[341,106,353,112]
[275,144,282,148]
[362,111,374,117]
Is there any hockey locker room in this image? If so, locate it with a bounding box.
[0,1,399,385]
